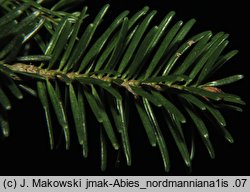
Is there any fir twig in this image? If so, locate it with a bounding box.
[0,0,244,172]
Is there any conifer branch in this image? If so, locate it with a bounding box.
[0,0,245,172]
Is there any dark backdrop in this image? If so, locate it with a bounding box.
[0,0,249,175]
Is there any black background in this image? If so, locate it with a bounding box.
[0,0,249,176]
